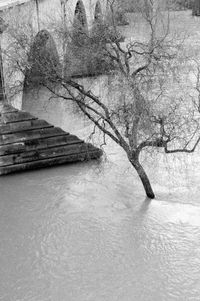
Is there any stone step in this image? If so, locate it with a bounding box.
[0,103,102,174]
[0,127,68,145]
[0,119,52,134]
[0,148,102,175]
[0,143,96,167]
[0,111,36,123]
[0,134,83,156]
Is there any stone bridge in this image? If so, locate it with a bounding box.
[0,0,108,109]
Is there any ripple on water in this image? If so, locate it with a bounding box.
[2,87,200,300]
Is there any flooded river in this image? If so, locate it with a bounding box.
[1,83,200,301]
[2,10,200,300]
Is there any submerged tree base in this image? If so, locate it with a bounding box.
[130,159,155,199]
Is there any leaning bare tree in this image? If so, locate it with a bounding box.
[3,0,200,198]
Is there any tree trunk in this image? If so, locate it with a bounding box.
[130,158,155,199]
[193,0,200,16]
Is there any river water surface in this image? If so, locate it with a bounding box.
[2,11,200,301]
[1,85,200,301]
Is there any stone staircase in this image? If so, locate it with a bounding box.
[0,103,102,175]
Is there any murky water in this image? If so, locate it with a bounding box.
[1,83,200,301]
[2,11,200,301]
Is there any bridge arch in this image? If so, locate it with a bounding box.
[64,0,105,30]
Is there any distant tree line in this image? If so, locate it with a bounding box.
[117,0,194,12]
[168,0,193,10]
[116,0,200,17]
